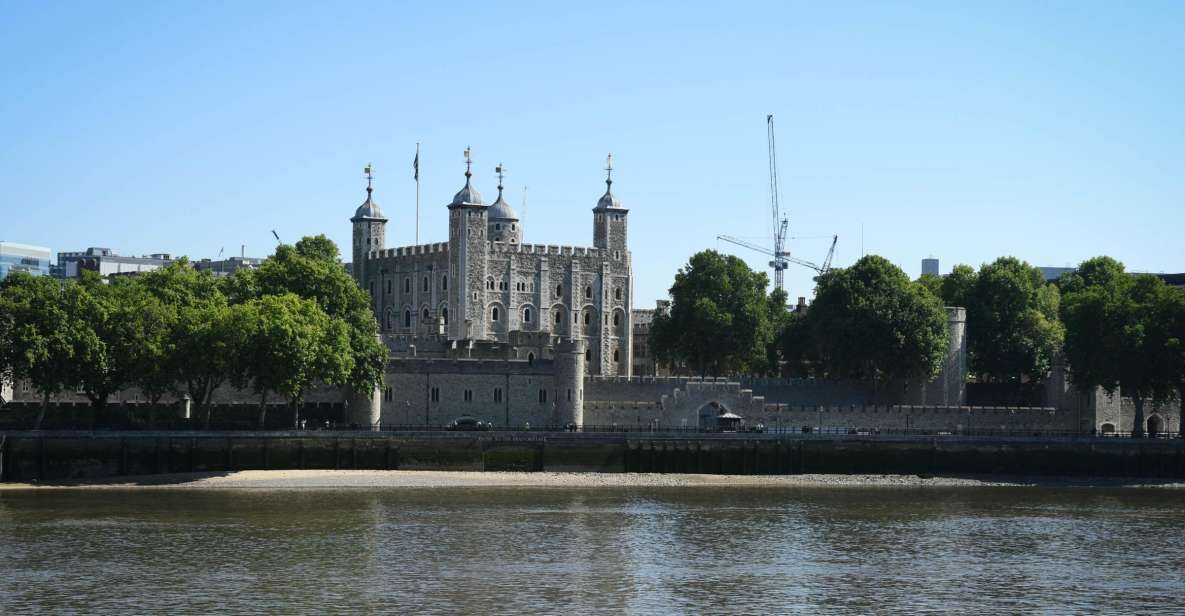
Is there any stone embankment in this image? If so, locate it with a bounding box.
[3,431,1185,484]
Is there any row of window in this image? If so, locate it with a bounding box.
[385,275,448,296]
[481,282,625,302]
[412,386,573,405]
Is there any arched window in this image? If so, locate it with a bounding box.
[442,306,449,325]
[422,307,430,321]
[613,349,620,363]
[442,275,448,291]
[404,278,411,294]
[491,306,500,322]
[555,284,562,297]
[527,352,535,366]
[615,287,622,300]
[585,349,591,361]
[486,279,494,290]
[584,311,591,326]
[403,310,411,328]
[523,307,532,323]
[423,276,429,292]
[613,312,621,327]
[385,310,393,330]
[554,311,562,325]
[584,286,592,299]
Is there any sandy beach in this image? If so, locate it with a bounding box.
[3,469,1184,490]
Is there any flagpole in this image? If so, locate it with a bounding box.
[415,142,421,245]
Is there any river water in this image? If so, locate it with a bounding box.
[2,486,1184,614]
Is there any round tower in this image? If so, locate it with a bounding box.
[554,338,586,427]
[487,163,522,244]
[351,164,388,285]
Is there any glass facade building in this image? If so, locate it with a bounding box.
[0,242,51,279]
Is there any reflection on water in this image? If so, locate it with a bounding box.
[2,487,1185,614]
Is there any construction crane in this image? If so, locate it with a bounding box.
[718,115,837,293]
[719,234,838,280]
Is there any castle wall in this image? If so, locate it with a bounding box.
[378,357,580,428]
[363,243,452,336]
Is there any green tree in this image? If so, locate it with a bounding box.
[71,274,138,410]
[966,257,1064,382]
[122,284,177,424]
[1061,257,1183,436]
[917,273,944,300]
[253,242,386,395]
[138,261,239,427]
[232,294,353,428]
[0,274,98,428]
[941,264,977,308]
[294,234,341,263]
[762,288,793,375]
[807,255,948,387]
[649,250,772,376]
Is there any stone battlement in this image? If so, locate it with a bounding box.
[371,242,449,259]
[489,242,604,258]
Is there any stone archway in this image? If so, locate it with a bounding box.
[1147,415,1163,438]
[696,401,727,430]
[1099,422,1116,435]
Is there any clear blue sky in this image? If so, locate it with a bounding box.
[2,1,1183,305]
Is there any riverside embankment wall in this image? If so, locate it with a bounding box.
[2,432,1184,483]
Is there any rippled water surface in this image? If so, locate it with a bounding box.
[2,486,1185,614]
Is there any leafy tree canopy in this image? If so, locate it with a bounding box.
[649,250,773,376]
[806,255,948,385]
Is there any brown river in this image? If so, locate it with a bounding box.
[2,486,1184,614]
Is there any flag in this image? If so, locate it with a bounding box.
[413,148,419,181]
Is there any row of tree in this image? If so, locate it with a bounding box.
[650,251,951,386]
[0,236,387,428]
[650,251,1185,434]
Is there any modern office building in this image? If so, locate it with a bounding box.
[56,247,174,278]
[0,242,51,279]
[921,257,940,277]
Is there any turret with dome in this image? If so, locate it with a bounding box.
[487,163,522,244]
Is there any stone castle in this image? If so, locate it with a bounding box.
[352,152,631,377]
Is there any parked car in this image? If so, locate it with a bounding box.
[447,417,491,431]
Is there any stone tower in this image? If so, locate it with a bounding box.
[351,164,387,287]
[554,338,586,426]
[592,153,628,254]
[590,154,632,376]
[447,148,490,340]
[487,163,522,245]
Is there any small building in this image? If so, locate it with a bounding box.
[56,247,174,279]
[0,242,51,279]
[194,256,264,276]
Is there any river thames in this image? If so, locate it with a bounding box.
[2,485,1184,614]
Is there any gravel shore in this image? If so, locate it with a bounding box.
[3,470,1184,490]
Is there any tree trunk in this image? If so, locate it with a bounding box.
[148,394,162,429]
[292,401,301,430]
[204,404,214,431]
[257,391,268,429]
[34,391,49,429]
[1131,397,1145,438]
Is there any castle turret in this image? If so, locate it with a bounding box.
[447,148,490,340]
[488,163,522,245]
[592,153,628,255]
[554,338,586,427]
[351,164,387,287]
